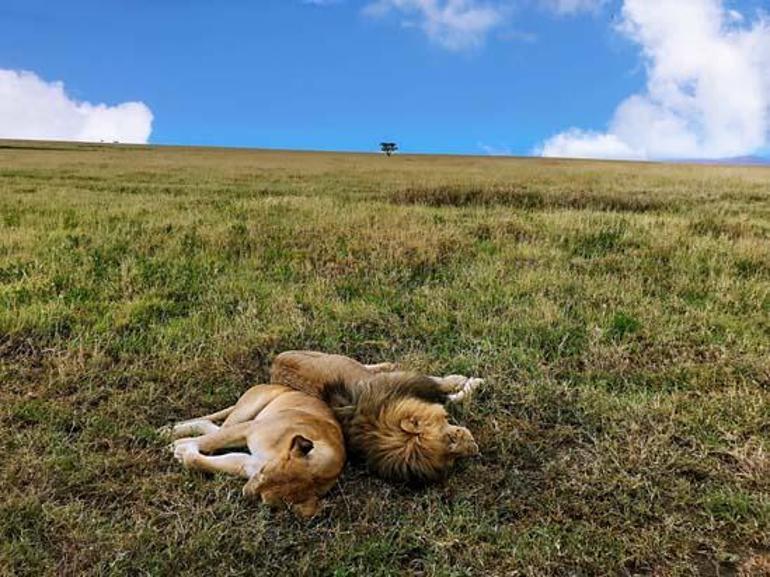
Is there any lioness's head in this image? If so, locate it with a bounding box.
[349,398,479,483]
[241,433,344,518]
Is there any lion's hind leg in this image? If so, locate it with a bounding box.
[364,362,399,374]
[430,375,484,403]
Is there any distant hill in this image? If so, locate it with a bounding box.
[675,155,770,166]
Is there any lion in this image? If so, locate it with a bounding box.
[168,384,345,518]
[269,351,482,483]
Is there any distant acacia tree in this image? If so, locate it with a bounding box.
[380,142,398,157]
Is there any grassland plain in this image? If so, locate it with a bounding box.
[0,140,768,577]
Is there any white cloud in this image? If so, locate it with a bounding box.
[478,141,513,155]
[361,0,608,50]
[541,0,607,15]
[363,0,502,51]
[0,69,153,144]
[538,129,643,160]
[539,0,770,160]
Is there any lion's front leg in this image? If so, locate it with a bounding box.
[176,449,260,479]
[172,421,252,461]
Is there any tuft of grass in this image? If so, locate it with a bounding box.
[608,311,642,341]
[1,141,769,576]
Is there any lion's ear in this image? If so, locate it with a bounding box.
[291,435,314,457]
[400,417,422,435]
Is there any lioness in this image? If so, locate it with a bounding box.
[270,351,482,483]
[169,384,345,518]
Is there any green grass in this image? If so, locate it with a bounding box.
[1,140,769,576]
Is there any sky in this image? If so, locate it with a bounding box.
[0,0,769,160]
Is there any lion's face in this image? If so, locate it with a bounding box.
[403,409,480,468]
[242,433,344,517]
[444,424,479,458]
[400,408,479,459]
[353,399,479,483]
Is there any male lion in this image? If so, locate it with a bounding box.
[168,384,345,518]
[269,351,483,483]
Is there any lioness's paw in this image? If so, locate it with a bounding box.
[173,440,199,466]
[242,474,265,501]
[157,424,174,439]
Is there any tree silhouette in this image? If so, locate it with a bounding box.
[380,142,398,157]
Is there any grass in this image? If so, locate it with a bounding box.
[1,140,769,576]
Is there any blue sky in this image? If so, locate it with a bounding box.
[1,0,769,159]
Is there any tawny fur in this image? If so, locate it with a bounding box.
[165,384,345,518]
[350,398,455,482]
[270,351,480,483]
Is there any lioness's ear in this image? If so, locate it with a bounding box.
[400,417,422,435]
[291,435,314,457]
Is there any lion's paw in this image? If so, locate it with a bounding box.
[173,440,199,466]
[442,374,470,391]
[448,377,484,403]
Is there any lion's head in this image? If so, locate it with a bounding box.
[241,432,344,518]
[346,397,479,483]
